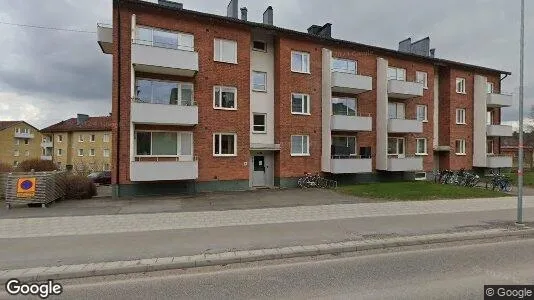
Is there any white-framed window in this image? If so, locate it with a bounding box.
[78,149,84,157]
[57,149,63,156]
[214,38,237,64]
[487,82,494,94]
[252,71,267,92]
[135,79,194,106]
[291,93,310,115]
[24,139,29,145]
[456,77,466,94]
[331,136,357,157]
[136,131,193,158]
[78,135,84,142]
[213,133,237,156]
[455,139,466,155]
[291,51,310,73]
[456,108,466,124]
[387,67,406,81]
[387,137,405,156]
[416,105,428,122]
[90,134,96,142]
[14,139,19,145]
[415,172,427,181]
[331,58,356,74]
[103,134,110,143]
[57,135,63,142]
[136,26,194,51]
[332,97,356,116]
[415,138,427,155]
[213,86,237,110]
[388,102,405,119]
[252,113,266,133]
[416,71,428,89]
[487,110,494,125]
[103,149,110,157]
[252,40,266,52]
[487,140,494,154]
[25,150,29,157]
[291,135,310,156]
[89,149,95,156]
[13,150,19,157]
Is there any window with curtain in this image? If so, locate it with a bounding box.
[135,132,193,157]
[135,79,193,105]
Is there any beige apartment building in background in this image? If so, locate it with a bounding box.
[0,121,43,168]
[41,114,112,173]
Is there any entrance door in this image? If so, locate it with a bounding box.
[252,156,266,187]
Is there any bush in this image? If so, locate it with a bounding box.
[0,162,13,173]
[16,159,57,172]
[65,175,97,199]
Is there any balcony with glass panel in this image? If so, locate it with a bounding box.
[330,58,372,94]
[386,102,422,133]
[131,79,198,125]
[329,137,372,174]
[132,26,198,77]
[330,98,372,132]
[386,68,423,99]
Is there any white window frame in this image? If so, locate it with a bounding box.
[487,110,494,125]
[252,40,267,52]
[291,93,310,115]
[103,134,110,143]
[487,82,495,94]
[388,102,406,119]
[252,71,267,92]
[78,135,84,142]
[78,149,84,157]
[14,139,20,145]
[290,135,310,156]
[90,134,96,142]
[25,150,29,157]
[252,113,267,133]
[213,133,237,157]
[387,67,406,81]
[456,77,466,94]
[135,26,194,51]
[415,172,427,181]
[135,131,194,159]
[89,149,96,157]
[24,139,29,145]
[416,71,428,89]
[331,58,357,74]
[387,137,406,156]
[331,136,357,156]
[415,138,428,155]
[213,86,237,110]
[456,108,466,125]
[13,150,19,157]
[487,139,494,155]
[135,78,194,106]
[57,149,63,156]
[103,149,110,158]
[57,135,63,142]
[331,97,357,116]
[214,38,237,64]
[416,105,428,122]
[291,51,310,74]
[455,139,466,155]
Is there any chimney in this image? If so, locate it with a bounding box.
[263,6,273,25]
[77,114,89,126]
[307,25,321,35]
[318,23,331,38]
[158,0,183,9]
[240,7,248,21]
[430,48,436,58]
[227,0,238,19]
[410,37,430,57]
[398,38,412,53]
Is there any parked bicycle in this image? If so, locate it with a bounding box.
[434,169,480,187]
[488,171,512,192]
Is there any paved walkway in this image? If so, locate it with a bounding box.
[0,197,532,239]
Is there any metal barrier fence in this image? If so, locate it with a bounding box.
[4,171,66,208]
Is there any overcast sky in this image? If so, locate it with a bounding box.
[0,0,531,129]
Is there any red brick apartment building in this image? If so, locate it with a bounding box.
[97,0,513,196]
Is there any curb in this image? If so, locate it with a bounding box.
[1,228,533,282]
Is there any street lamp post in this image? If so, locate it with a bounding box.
[517,0,525,225]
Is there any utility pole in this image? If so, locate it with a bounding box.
[517,0,525,225]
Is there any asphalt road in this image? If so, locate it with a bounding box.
[5,238,532,300]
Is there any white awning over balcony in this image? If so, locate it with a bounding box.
[131,102,198,126]
[330,115,372,132]
[331,72,373,94]
[132,43,198,77]
[387,80,424,99]
[130,161,198,181]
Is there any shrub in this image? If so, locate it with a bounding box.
[16,159,57,172]
[0,162,13,173]
[65,175,97,200]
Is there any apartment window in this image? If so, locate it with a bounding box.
[387,138,405,156]
[487,110,494,125]
[213,133,237,156]
[13,161,18,167]
[416,105,428,122]
[103,134,110,143]
[252,40,266,52]
[332,97,356,116]
[213,86,237,109]
[25,150,29,157]
[388,102,405,119]
[24,139,29,145]
[136,26,194,51]
[15,128,20,133]
[78,135,84,142]
[214,38,237,64]
[456,108,466,124]
[78,149,84,156]
[14,150,19,157]
[331,136,356,157]
[416,71,428,89]
[291,51,310,73]
[57,149,63,156]
[291,135,310,156]
[252,114,266,133]
[487,82,494,94]
[57,135,63,142]
[291,93,310,115]
[89,149,95,156]
[456,78,466,94]
[14,139,19,145]
[136,79,194,106]
[415,172,427,181]
[331,58,356,74]
[487,140,494,154]
[103,149,110,157]
[415,138,427,155]
[90,134,96,142]
[455,139,466,155]
[387,67,406,81]
[136,131,193,157]
[252,71,267,92]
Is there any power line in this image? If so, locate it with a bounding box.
[0,21,96,34]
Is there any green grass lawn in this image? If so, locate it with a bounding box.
[506,171,534,187]
[337,181,507,201]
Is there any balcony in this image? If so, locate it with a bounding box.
[331,72,373,94]
[14,132,34,139]
[130,160,198,181]
[40,155,52,161]
[330,157,372,174]
[41,141,53,148]
[331,115,372,132]
[387,157,423,172]
[486,124,513,137]
[487,93,512,108]
[387,80,424,99]
[131,100,198,126]
[132,42,198,77]
[487,155,513,168]
[97,23,113,54]
[387,118,423,133]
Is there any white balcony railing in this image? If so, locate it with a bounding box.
[387,118,423,133]
[487,155,513,168]
[130,160,198,181]
[387,80,424,99]
[97,23,113,54]
[330,114,372,131]
[331,72,373,94]
[387,156,423,172]
[14,132,34,139]
[131,98,198,125]
[487,93,512,108]
[132,41,199,77]
[486,124,513,137]
[40,155,52,161]
[330,156,372,174]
